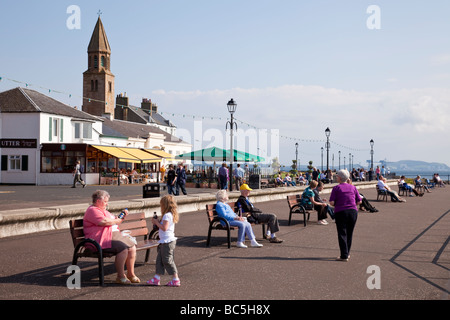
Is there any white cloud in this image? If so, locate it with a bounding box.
[430,54,450,66]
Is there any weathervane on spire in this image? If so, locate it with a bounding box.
[97,10,102,17]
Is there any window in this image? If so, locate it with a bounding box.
[9,155,21,170]
[109,81,112,93]
[41,150,85,173]
[74,123,81,139]
[49,117,63,142]
[53,118,58,137]
[94,55,98,68]
[83,123,92,139]
[73,122,92,140]
[1,155,28,171]
[101,56,106,67]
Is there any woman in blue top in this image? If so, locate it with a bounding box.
[215,190,263,248]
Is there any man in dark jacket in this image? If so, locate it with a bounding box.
[166,164,177,195]
[175,162,187,195]
[236,184,283,243]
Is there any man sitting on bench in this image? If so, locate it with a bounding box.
[237,184,284,243]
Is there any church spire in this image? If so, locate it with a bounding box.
[82,16,115,117]
[88,16,111,54]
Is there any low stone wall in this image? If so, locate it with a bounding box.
[0,180,390,238]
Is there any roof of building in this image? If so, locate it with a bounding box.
[88,17,111,54]
[101,117,188,145]
[0,87,100,121]
[118,104,176,128]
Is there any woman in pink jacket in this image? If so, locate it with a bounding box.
[83,190,139,284]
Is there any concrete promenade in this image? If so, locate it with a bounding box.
[0,182,448,307]
[0,181,383,238]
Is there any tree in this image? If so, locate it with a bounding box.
[271,157,281,174]
[307,161,314,174]
[290,160,298,175]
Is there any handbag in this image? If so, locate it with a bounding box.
[121,230,137,245]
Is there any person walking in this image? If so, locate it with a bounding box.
[234,164,245,190]
[329,169,362,261]
[71,160,86,188]
[147,195,181,287]
[175,163,187,195]
[218,163,228,190]
[166,164,177,195]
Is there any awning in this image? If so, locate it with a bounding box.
[91,145,141,163]
[143,149,175,159]
[118,147,161,163]
[176,147,228,162]
[176,146,265,162]
[91,145,161,163]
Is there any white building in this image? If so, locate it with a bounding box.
[0,87,191,185]
[0,17,191,186]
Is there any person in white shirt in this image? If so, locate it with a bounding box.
[147,195,181,287]
[234,164,245,190]
[378,177,405,202]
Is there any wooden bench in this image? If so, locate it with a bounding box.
[205,202,267,248]
[286,195,311,227]
[260,179,276,188]
[69,212,159,286]
[376,185,388,202]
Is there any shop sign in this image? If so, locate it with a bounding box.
[0,139,37,148]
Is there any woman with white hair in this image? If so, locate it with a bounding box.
[215,190,263,248]
[329,170,362,261]
[83,190,139,284]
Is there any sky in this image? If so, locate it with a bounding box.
[1,0,450,168]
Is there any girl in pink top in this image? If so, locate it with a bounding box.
[83,190,139,285]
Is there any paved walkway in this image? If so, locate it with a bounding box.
[0,184,448,306]
[0,183,214,211]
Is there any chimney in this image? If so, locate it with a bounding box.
[141,98,152,111]
[151,103,158,114]
[116,93,129,108]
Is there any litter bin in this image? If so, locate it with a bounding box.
[248,174,261,189]
[143,183,161,198]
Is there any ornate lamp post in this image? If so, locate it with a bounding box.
[321,147,324,171]
[370,139,374,170]
[349,152,352,171]
[325,127,331,173]
[226,99,237,191]
[338,151,341,170]
[295,142,299,171]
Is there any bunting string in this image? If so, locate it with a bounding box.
[1,75,369,152]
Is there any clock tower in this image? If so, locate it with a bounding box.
[82,17,115,117]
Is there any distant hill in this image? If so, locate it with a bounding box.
[385,160,450,172]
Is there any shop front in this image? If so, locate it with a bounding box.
[0,138,38,185]
[39,143,162,185]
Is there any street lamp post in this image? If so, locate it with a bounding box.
[338,151,341,170]
[321,147,324,171]
[349,153,352,171]
[226,98,237,192]
[370,139,374,170]
[295,142,299,172]
[325,127,331,177]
